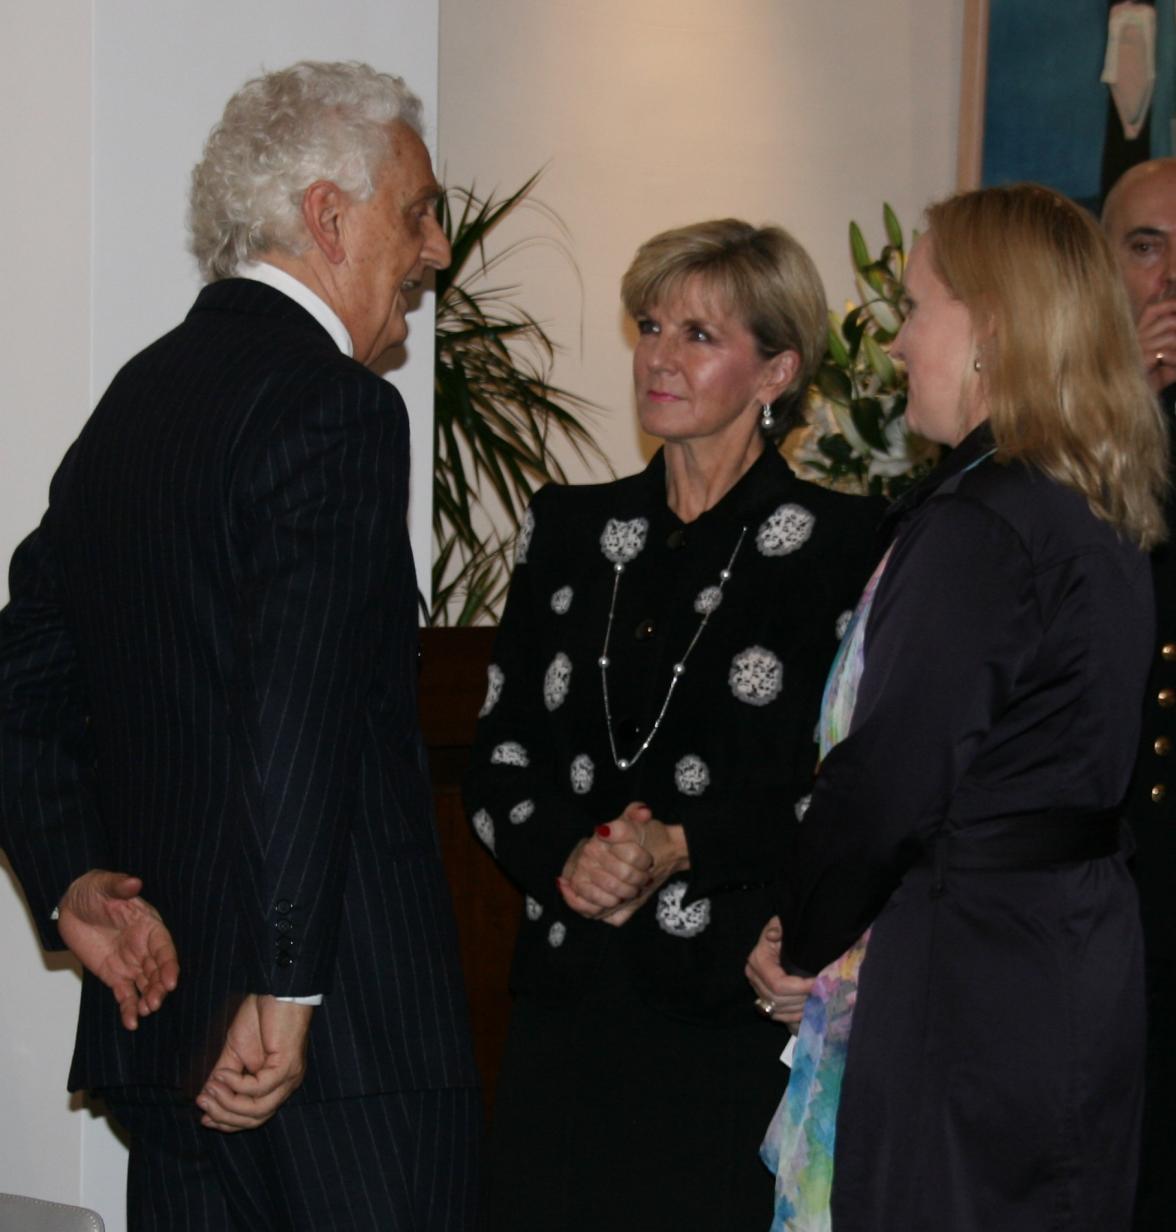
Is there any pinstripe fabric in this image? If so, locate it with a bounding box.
[104,1086,480,1231]
[0,280,478,1107]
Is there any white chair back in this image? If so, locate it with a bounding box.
[0,1193,105,1232]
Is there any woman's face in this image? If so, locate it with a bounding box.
[892,236,986,446]
[632,277,796,451]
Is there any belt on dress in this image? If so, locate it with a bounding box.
[919,809,1124,896]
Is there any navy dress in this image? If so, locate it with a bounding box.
[463,446,880,1231]
[777,426,1152,1231]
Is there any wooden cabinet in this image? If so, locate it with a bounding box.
[419,627,519,1115]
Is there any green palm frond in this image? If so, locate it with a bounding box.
[430,176,610,625]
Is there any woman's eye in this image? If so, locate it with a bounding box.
[688,327,711,343]
[637,318,659,335]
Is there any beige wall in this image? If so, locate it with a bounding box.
[439,0,965,483]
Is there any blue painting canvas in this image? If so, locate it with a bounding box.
[981,0,1176,211]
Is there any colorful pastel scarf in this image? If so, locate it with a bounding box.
[761,544,893,1232]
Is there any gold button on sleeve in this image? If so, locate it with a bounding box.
[1156,736,1172,757]
[1159,688,1176,708]
[1163,643,1176,662]
[1153,784,1167,803]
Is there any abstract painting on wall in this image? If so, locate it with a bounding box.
[960,0,1176,210]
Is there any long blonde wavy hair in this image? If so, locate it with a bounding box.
[926,183,1168,549]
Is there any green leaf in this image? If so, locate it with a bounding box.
[861,334,897,386]
[814,365,853,404]
[849,221,870,274]
[826,314,850,368]
[883,203,903,251]
[842,309,865,357]
[817,433,857,466]
[850,397,890,452]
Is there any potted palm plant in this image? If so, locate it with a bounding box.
[430,175,609,626]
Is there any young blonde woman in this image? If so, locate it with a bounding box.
[749,183,1168,1232]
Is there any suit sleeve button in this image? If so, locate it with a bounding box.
[1158,689,1176,709]
[1162,643,1176,662]
[275,954,294,968]
[1152,784,1167,803]
[1156,736,1172,757]
[274,899,294,914]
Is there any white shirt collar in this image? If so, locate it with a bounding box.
[236,261,354,358]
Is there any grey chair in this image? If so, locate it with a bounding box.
[0,1193,104,1232]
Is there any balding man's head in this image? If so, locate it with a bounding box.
[1103,158,1176,319]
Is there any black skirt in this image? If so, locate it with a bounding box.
[485,982,788,1231]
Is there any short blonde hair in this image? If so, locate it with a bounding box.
[926,184,1167,549]
[620,219,827,435]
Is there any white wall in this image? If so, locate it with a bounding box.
[0,4,440,1227]
[438,0,965,484]
[0,0,96,1213]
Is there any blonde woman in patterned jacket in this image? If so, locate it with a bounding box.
[464,219,881,1231]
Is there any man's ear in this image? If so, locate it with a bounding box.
[300,180,348,265]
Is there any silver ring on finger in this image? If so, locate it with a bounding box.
[754,996,775,1018]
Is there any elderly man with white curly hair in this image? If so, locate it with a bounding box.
[0,60,479,1230]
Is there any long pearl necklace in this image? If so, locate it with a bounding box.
[599,525,747,771]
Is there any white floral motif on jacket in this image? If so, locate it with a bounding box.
[551,585,573,614]
[674,755,711,796]
[472,809,495,853]
[491,741,530,767]
[547,921,567,947]
[694,586,723,616]
[515,506,536,565]
[570,753,595,794]
[756,504,815,556]
[525,896,543,921]
[543,652,572,711]
[600,517,649,564]
[729,646,783,706]
[509,799,535,824]
[656,880,711,938]
[479,664,504,717]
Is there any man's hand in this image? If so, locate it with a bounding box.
[56,871,180,1030]
[197,995,314,1133]
[1136,297,1176,393]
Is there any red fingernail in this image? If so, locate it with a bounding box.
[596,824,611,837]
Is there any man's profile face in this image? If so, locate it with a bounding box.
[1106,164,1176,319]
[343,122,449,364]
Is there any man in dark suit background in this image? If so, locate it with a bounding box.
[0,60,478,1230]
[1104,158,1176,1231]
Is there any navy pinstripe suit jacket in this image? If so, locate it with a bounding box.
[0,279,477,1100]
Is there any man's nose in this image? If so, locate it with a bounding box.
[422,215,451,272]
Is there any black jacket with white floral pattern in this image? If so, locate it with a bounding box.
[463,445,881,1020]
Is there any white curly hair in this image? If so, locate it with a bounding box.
[189,60,423,281]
